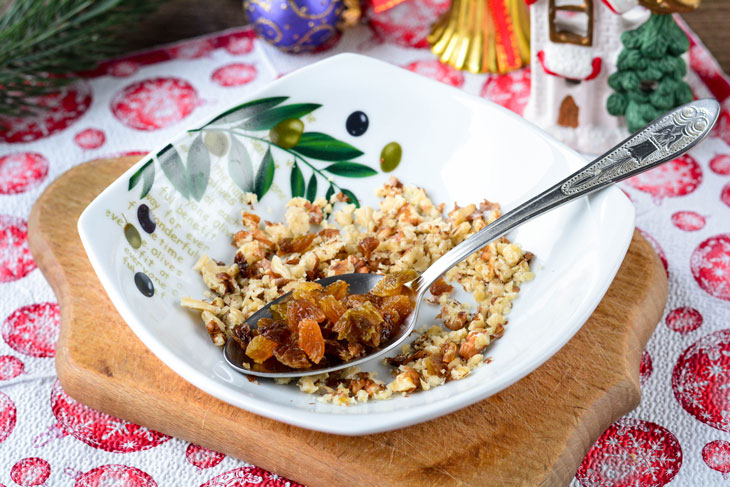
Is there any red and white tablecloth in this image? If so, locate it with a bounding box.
[1,4,730,485]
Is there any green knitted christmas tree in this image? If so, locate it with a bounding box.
[607,13,694,132]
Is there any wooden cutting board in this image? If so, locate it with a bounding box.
[28,156,668,487]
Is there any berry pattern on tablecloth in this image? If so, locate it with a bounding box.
[110,77,200,131]
[186,443,226,470]
[576,418,682,487]
[42,380,171,453]
[671,210,706,231]
[479,68,532,115]
[2,303,60,358]
[665,307,704,335]
[672,329,730,432]
[199,466,302,487]
[0,152,49,195]
[626,153,703,202]
[73,128,107,150]
[0,215,36,283]
[702,440,730,478]
[709,154,730,175]
[10,458,50,486]
[68,464,158,487]
[691,234,730,301]
[0,355,24,381]
[0,391,17,444]
[211,63,258,87]
[0,82,92,144]
[403,59,464,87]
[0,21,729,487]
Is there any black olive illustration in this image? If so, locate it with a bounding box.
[137,204,156,234]
[124,223,142,249]
[134,272,154,297]
[345,111,369,136]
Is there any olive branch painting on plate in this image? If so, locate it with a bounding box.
[127,96,402,207]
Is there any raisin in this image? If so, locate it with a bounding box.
[429,278,453,297]
[320,295,346,323]
[358,236,379,258]
[278,233,316,255]
[306,254,320,281]
[274,337,311,369]
[245,335,278,363]
[323,280,349,300]
[343,294,370,309]
[292,281,324,302]
[231,323,257,349]
[269,302,288,321]
[258,318,290,344]
[333,301,384,347]
[216,272,236,294]
[378,295,413,324]
[298,319,325,364]
[234,252,252,278]
[287,299,326,330]
[370,269,418,297]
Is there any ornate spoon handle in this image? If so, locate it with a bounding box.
[413,99,720,295]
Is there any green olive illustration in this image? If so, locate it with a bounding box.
[204,131,229,157]
[380,142,402,172]
[124,223,142,249]
[270,118,304,149]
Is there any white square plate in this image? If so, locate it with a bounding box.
[78,54,635,435]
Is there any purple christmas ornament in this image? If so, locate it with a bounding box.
[244,0,345,53]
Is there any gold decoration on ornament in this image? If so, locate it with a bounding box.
[338,0,361,29]
[428,0,530,74]
[639,0,701,14]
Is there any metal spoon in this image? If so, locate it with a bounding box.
[224,99,720,379]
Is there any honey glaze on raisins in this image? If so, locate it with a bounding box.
[236,272,416,372]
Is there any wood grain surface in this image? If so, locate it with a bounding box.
[28,156,668,487]
[120,0,730,73]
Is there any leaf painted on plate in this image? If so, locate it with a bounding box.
[325,184,335,202]
[292,132,364,161]
[140,161,155,199]
[323,161,377,178]
[187,134,211,201]
[290,162,305,198]
[340,188,359,208]
[127,159,154,191]
[203,96,288,127]
[228,135,255,193]
[254,147,275,200]
[306,173,317,202]
[237,103,321,131]
[157,144,188,199]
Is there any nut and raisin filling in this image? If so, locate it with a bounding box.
[182,177,535,404]
[230,271,416,372]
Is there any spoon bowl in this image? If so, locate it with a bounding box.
[223,273,422,378]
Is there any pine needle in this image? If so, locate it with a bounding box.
[0,0,162,118]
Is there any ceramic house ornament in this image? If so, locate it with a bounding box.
[523,0,699,153]
[523,0,648,153]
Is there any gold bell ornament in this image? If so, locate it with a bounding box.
[428,0,530,74]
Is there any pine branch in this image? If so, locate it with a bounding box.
[0,0,162,118]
